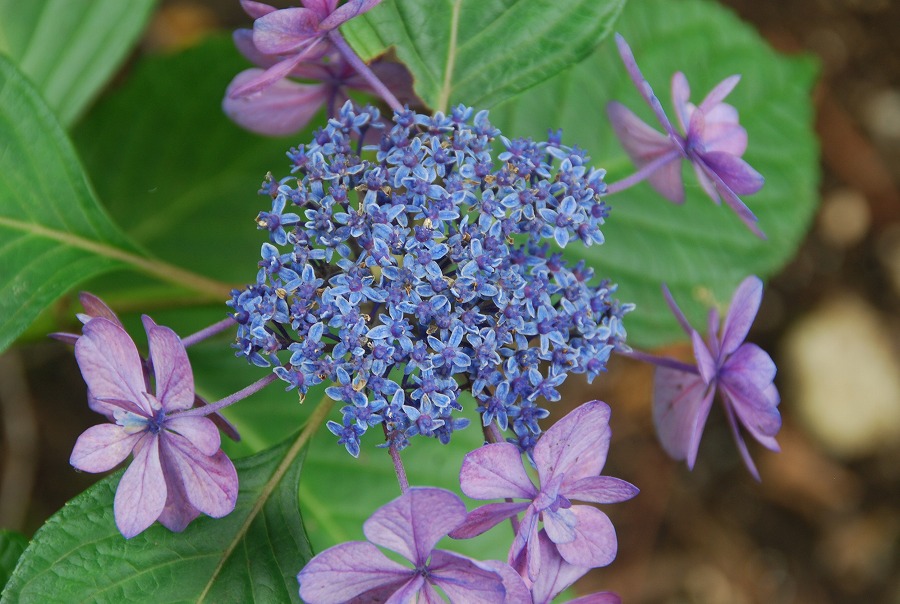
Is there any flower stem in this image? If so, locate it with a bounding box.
[174,373,279,418]
[181,316,237,348]
[327,29,403,113]
[389,445,410,493]
[604,148,681,196]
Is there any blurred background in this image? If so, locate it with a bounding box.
[1,1,898,602]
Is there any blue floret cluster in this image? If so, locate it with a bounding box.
[228,101,632,456]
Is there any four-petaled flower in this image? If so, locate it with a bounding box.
[70,316,238,538]
[653,276,781,480]
[297,487,519,603]
[452,401,639,580]
[607,33,766,237]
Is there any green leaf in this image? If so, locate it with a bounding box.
[0,0,157,127]
[73,36,305,284]
[343,0,625,112]
[0,55,139,354]
[0,531,27,592]
[1,427,318,604]
[490,0,819,347]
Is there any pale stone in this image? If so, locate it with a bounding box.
[783,296,900,458]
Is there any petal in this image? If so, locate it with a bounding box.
[318,0,382,30]
[534,400,611,488]
[606,102,685,204]
[702,103,748,156]
[233,28,277,68]
[253,7,320,55]
[459,442,537,500]
[723,404,762,481]
[75,318,147,414]
[543,507,577,545]
[241,0,277,19]
[565,476,639,504]
[554,505,618,569]
[475,560,532,604]
[568,593,622,604]
[692,156,766,239]
[301,0,339,20]
[691,330,717,384]
[78,292,122,326]
[700,150,765,196]
[613,34,678,138]
[144,317,194,412]
[297,541,412,603]
[719,276,763,357]
[698,74,741,114]
[155,469,201,533]
[529,530,591,604]
[661,283,694,336]
[227,52,308,98]
[428,550,507,603]
[670,71,691,133]
[165,415,221,456]
[364,487,466,564]
[163,436,238,518]
[224,69,327,136]
[70,423,141,472]
[652,366,715,468]
[114,434,167,538]
[448,501,530,539]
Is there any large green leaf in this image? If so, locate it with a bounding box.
[0,531,27,592]
[343,0,625,112]
[0,56,141,354]
[0,0,157,127]
[74,36,304,284]
[1,428,318,604]
[490,0,819,347]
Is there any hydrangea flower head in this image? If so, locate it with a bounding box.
[607,34,766,237]
[297,487,519,603]
[230,102,632,456]
[70,316,238,538]
[653,276,781,480]
[451,401,638,580]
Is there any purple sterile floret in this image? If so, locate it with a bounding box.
[452,401,638,580]
[70,316,238,538]
[606,33,766,238]
[653,276,781,480]
[297,487,518,603]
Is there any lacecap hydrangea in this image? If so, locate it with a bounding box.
[228,101,633,456]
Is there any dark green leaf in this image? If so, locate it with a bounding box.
[0,530,27,592]
[0,0,157,126]
[73,36,306,285]
[490,0,819,346]
[1,431,314,603]
[0,56,139,354]
[343,0,625,112]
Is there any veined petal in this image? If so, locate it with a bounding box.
[613,34,678,139]
[241,0,277,19]
[155,465,201,534]
[529,530,591,604]
[114,434,167,538]
[70,423,141,472]
[233,28,277,68]
[297,541,412,603]
[428,550,508,603]
[364,487,466,565]
[543,507,577,545]
[301,0,339,20]
[459,442,537,500]
[565,476,639,504]
[700,150,765,196]
[163,436,238,518]
[534,400,611,488]
[253,7,320,55]
[78,292,122,326]
[702,103,747,156]
[448,501,529,539]
[652,366,714,467]
[719,276,763,357]
[165,415,221,456]
[75,318,147,414]
[476,560,532,604]
[554,505,617,569]
[319,0,382,30]
[227,52,309,98]
[692,156,765,238]
[144,317,194,412]
[224,69,328,136]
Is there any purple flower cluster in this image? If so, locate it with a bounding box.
[229,102,632,456]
